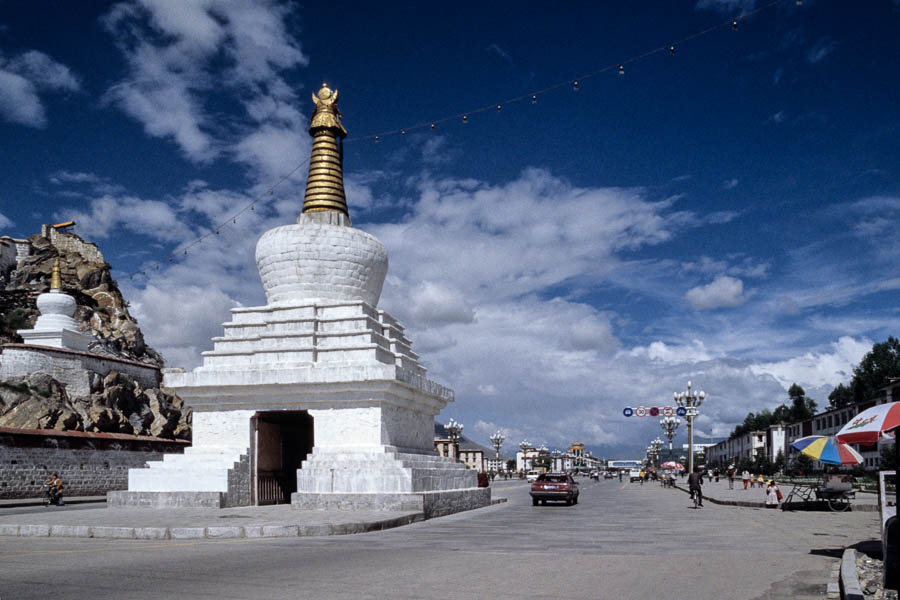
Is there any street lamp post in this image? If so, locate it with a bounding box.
[519,440,531,476]
[651,438,664,467]
[674,380,706,474]
[660,416,681,460]
[489,431,506,472]
[445,418,463,462]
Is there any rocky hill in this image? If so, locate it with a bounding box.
[0,227,190,439]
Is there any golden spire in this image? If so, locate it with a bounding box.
[50,258,62,291]
[301,83,350,219]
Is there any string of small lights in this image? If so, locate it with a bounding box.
[126,0,793,281]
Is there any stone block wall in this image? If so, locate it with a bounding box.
[0,344,160,399]
[0,428,187,498]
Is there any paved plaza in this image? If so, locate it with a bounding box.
[0,478,881,600]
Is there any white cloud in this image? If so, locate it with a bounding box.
[750,336,871,391]
[723,179,739,190]
[0,50,79,127]
[685,275,745,310]
[695,0,758,15]
[769,110,786,124]
[628,340,714,364]
[0,211,13,228]
[807,38,839,64]
[102,0,309,173]
[409,282,475,325]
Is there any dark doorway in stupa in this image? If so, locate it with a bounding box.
[252,411,314,505]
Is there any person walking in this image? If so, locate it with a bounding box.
[742,469,750,490]
[688,468,704,508]
[727,465,735,489]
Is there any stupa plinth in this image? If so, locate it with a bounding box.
[112,85,489,516]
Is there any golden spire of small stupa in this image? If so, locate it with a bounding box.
[301,83,350,219]
[50,258,62,291]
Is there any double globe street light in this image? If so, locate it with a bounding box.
[489,431,506,472]
[519,439,531,476]
[445,418,463,461]
[674,381,706,475]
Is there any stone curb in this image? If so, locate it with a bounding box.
[840,548,865,600]
[0,512,425,540]
[672,484,878,511]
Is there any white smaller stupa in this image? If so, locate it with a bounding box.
[18,259,92,351]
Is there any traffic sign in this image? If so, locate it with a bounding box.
[623,407,634,417]
[676,406,687,417]
[635,406,647,417]
[649,406,660,417]
[662,406,674,417]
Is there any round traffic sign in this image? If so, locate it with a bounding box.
[623,407,634,417]
[676,406,687,417]
[649,406,660,417]
[662,406,674,417]
[635,406,647,417]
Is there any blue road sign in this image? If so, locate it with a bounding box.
[623,407,634,417]
[676,406,687,417]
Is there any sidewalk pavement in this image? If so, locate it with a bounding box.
[671,477,879,511]
[0,496,508,540]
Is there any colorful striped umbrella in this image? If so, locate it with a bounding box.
[660,461,684,471]
[835,401,900,445]
[790,435,864,466]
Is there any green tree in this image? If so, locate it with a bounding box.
[772,404,791,423]
[850,337,900,403]
[506,459,517,472]
[773,449,785,473]
[827,383,854,409]
[880,442,898,471]
[788,384,817,422]
[793,452,813,475]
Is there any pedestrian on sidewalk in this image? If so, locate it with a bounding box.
[727,464,735,489]
[742,469,750,490]
[45,473,65,507]
[688,468,704,507]
[765,480,781,508]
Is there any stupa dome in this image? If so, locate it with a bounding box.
[256,214,388,307]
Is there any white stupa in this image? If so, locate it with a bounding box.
[112,85,489,516]
[18,259,92,351]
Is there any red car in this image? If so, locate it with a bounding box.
[530,472,579,506]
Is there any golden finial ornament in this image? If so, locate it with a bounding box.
[301,83,350,219]
[50,258,62,291]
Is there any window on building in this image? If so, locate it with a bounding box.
[827,415,832,428]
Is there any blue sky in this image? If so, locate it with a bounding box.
[1,1,898,458]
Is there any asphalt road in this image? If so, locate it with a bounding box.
[0,478,880,600]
